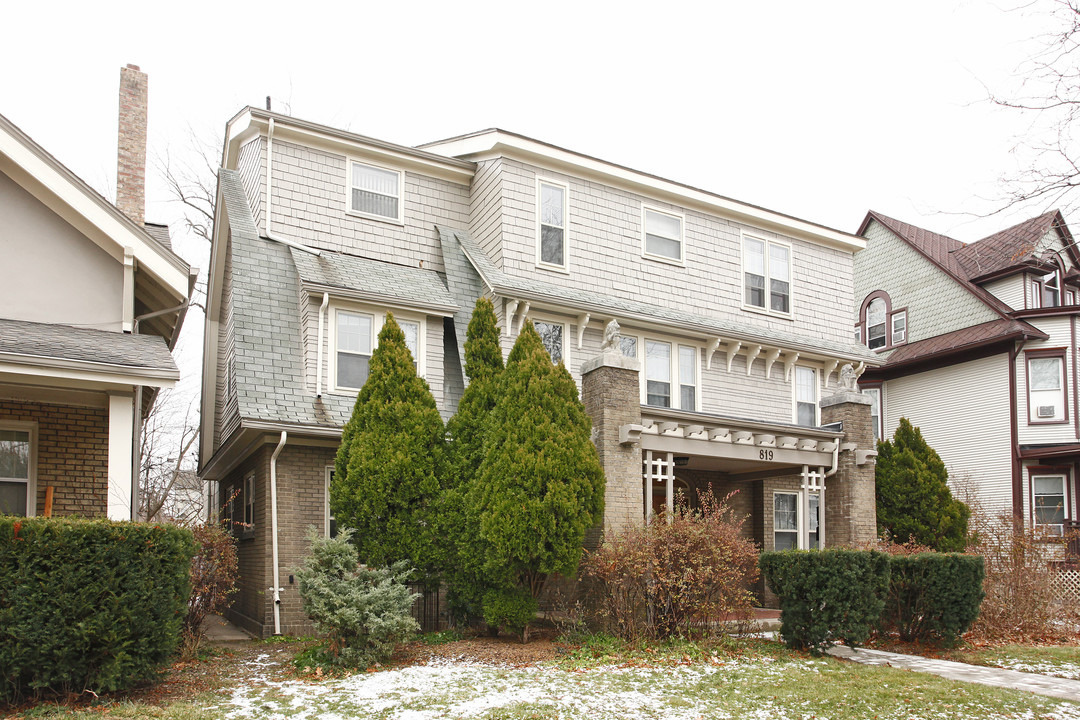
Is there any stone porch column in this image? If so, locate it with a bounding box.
[580,343,641,535]
[819,387,877,547]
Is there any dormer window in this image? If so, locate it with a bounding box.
[1042,270,1061,307]
[859,291,907,351]
[348,161,403,223]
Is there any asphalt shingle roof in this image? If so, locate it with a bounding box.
[444,226,878,363]
[0,317,177,374]
[289,248,457,312]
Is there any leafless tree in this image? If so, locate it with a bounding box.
[991,0,1080,216]
[140,389,201,524]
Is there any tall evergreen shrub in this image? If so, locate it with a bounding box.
[442,298,504,619]
[881,553,984,645]
[0,518,194,701]
[876,418,969,551]
[471,321,604,637]
[332,313,445,574]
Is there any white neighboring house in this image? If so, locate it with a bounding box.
[0,66,193,520]
[855,209,1080,539]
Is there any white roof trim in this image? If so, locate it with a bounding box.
[0,114,189,299]
[423,130,864,251]
[0,354,178,387]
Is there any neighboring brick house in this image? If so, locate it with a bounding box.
[855,210,1080,539]
[0,66,193,521]
[201,108,880,637]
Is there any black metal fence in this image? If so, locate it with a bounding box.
[407,583,443,633]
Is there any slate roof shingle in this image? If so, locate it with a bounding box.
[0,317,178,374]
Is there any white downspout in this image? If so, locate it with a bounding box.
[825,439,840,477]
[265,119,321,257]
[269,431,287,635]
[316,293,329,397]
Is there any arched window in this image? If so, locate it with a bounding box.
[858,291,907,351]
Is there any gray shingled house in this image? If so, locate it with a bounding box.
[201,108,881,637]
[0,66,193,521]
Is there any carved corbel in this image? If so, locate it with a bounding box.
[764,347,782,379]
[516,301,531,335]
[504,299,519,335]
[725,341,742,373]
[706,337,722,370]
[823,359,839,388]
[784,352,800,382]
[576,313,590,349]
[745,345,762,376]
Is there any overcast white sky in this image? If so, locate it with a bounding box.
[0,0,1069,402]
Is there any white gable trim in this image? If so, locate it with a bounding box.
[0,115,189,299]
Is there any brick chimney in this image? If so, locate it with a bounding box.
[116,64,148,225]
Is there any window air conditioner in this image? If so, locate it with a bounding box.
[1037,405,1056,418]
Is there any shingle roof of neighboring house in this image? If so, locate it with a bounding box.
[870,318,1046,370]
[953,210,1068,281]
[289,247,458,313]
[440,226,878,364]
[0,317,178,377]
[143,222,173,252]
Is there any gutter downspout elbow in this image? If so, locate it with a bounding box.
[825,438,840,478]
[270,431,287,635]
[316,293,329,397]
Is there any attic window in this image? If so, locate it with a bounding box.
[1042,270,1061,308]
[859,291,907,351]
[349,161,402,222]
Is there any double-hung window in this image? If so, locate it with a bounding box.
[537,180,568,269]
[645,340,672,407]
[334,309,423,392]
[866,298,887,350]
[743,235,791,315]
[532,320,565,365]
[862,386,882,441]
[1028,353,1067,423]
[349,161,402,222]
[1032,474,1067,535]
[774,493,798,550]
[795,366,819,427]
[620,336,638,359]
[643,207,683,263]
[1042,271,1061,307]
[642,338,697,411]
[860,292,907,351]
[0,425,33,516]
[890,311,907,345]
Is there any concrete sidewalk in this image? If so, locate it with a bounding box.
[827,644,1080,702]
[202,613,254,644]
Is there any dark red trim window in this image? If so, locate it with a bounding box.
[1025,348,1069,425]
[858,291,907,351]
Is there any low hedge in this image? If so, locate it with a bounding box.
[0,517,195,702]
[760,549,890,654]
[881,553,984,646]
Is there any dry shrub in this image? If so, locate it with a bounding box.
[181,523,239,658]
[966,509,1077,642]
[579,489,759,642]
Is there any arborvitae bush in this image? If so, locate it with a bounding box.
[876,418,969,552]
[332,313,445,575]
[581,490,759,642]
[181,523,238,658]
[759,549,890,654]
[295,529,419,669]
[442,298,504,622]
[0,518,194,702]
[880,553,984,645]
[481,587,538,640]
[471,321,604,640]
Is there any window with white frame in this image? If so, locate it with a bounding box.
[866,298,887,350]
[532,319,565,365]
[862,386,882,441]
[349,161,402,221]
[333,309,424,392]
[643,207,683,262]
[678,345,697,411]
[795,366,818,427]
[1032,474,1067,535]
[645,340,672,407]
[1028,353,1066,423]
[325,467,338,539]
[808,493,821,548]
[537,180,567,268]
[0,426,33,516]
[336,310,374,390]
[743,236,791,314]
[243,472,255,532]
[1068,289,1077,305]
[620,335,637,359]
[891,311,907,345]
[774,492,798,550]
[1042,270,1061,307]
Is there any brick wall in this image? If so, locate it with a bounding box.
[116,64,147,225]
[820,390,877,548]
[0,399,108,517]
